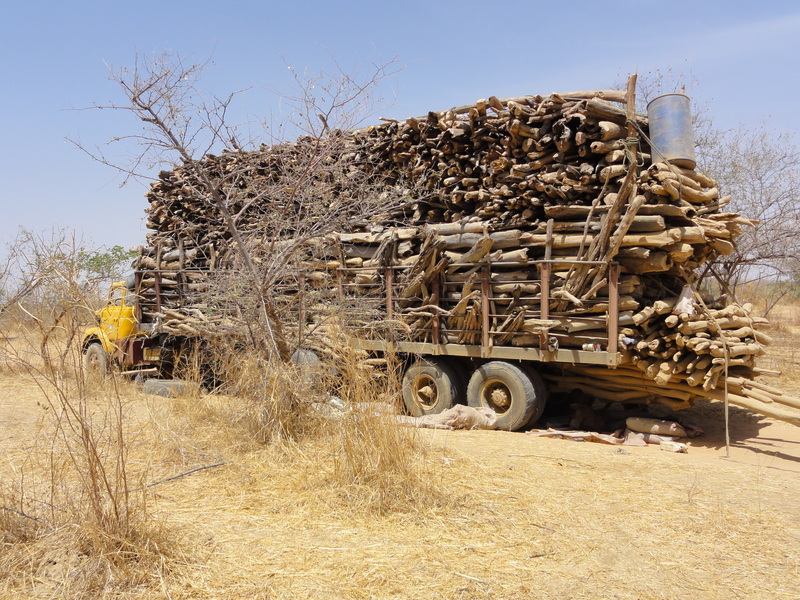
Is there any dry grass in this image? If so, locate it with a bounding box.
[0,378,185,599]
[200,337,452,517]
[0,326,185,599]
[113,421,800,599]
[2,305,800,598]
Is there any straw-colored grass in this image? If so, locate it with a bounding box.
[756,296,800,397]
[0,376,185,599]
[0,325,186,598]
[130,421,800,599]
[3,367,799,599]
[2,304,800,598]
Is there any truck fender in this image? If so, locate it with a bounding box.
[82,327,116,355]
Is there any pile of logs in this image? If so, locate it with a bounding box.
[133,87,800,424]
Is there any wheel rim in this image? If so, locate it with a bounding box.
[411,373,439,410]
[480,377,512,414]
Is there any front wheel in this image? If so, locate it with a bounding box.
[401,358,463,417]
[467,361,545,431]
[83,342,108,376]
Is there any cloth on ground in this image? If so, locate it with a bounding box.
[397,405,498,430]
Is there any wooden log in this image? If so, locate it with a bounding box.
[422,221,487,235]
[440,230,521,250]
[721,394,800,427]
[448,269,531,283]
[522,229,681,249]
[492,282,541,295]
[560,90,627,103]
[584,98,645,125]
[709,343,766,358]
[598,121,626,141]
[618,251,671,273]
[678,315,769,335]
[550,296,640,315]
[337,228,418,244]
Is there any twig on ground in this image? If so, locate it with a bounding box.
[129,461,227,492]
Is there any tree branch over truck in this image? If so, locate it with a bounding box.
[71,52,406,362]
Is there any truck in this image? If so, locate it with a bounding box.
[83,249,629,431]
[83,88,797,430]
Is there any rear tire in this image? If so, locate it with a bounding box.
[402,358,462,417]
[467,361,545,431]
[83,343,108,376]
[520,364,548,427]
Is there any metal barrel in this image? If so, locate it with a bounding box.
[646,93,696,169]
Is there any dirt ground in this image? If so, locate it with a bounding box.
[2,366,800,600]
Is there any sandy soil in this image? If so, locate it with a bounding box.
[1,371,799,599]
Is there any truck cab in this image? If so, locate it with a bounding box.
[82,278,152,374]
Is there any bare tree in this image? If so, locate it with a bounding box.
[72,51,405,361]
[700,126,800,313]
[281,55,402,136]
[1,228,133,315]
[0,228,134,370]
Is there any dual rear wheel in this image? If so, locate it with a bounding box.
[401,358,546,431]
[401,357,462,417]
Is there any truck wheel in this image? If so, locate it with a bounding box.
[83,343,108,376]
[520,364,548,427]
[402,358,462,417]
[467,361,544,431]
[291,348,338,382]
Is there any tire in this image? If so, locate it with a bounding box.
[83,342,108,376]
[467,361,546,431]
[402,358,463,417]
[291,348,338,387]
[520,364,549,427]
[439,357,468,404]
[291,348,322,368]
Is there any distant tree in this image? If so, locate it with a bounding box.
[77,244,138,289]
[0,228,135,371]
[0,228,135,317]
[700,126,800,313]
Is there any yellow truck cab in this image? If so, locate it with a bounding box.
[82,271,196,378]
[82,278,148,374]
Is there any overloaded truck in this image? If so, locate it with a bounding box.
[83,87,800,430]
[84,255,627,430]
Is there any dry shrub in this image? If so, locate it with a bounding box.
[762,299,800,334]
[328,399,450,516]
[313,338,452,516]
[201,322,452,516]
[0,480,177,599]
[216,349,325,443]
[0,334,182,598]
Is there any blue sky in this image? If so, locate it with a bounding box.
[1,0,799,252]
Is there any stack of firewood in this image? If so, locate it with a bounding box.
[133,89,800,422]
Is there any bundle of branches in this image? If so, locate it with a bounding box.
[134,89,791,420]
